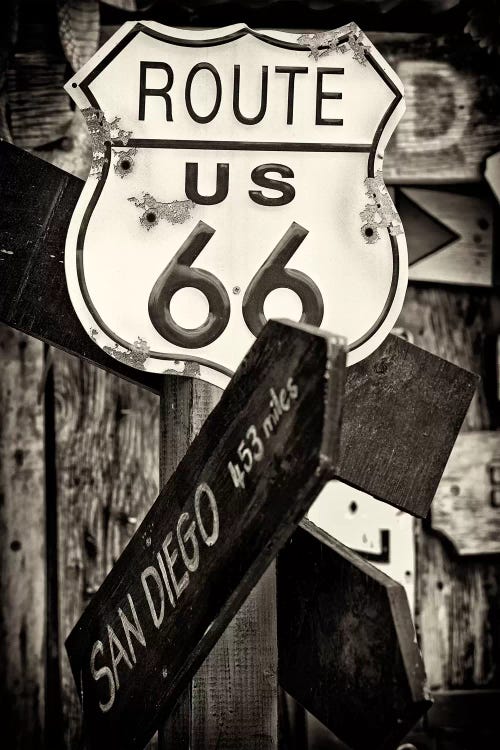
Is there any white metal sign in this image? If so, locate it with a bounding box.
[65,21,407,387]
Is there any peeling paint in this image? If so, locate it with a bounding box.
[89,328,99,342]
[82,107,132,177]
[114,147,137,178]
[297,23,370,64]
[163,361,201,378]
[128,193,195,229]
[0,248,13,255]
[360,172,403,244]
[103,337,150,370]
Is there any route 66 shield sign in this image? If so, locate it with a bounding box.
[65,21,407,388]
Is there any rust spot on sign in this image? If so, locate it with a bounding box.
[82,107,132,177]
[103,337,150,370]
[297,23,370,65]
[163,360,201,378]
[128,193,195,229]
[360,172,402,244]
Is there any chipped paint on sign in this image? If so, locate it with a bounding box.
[360,172,403,244]
[297,23,370,64]
[163,361,202,378]
[128,193,195,229]
[103,337,150,369]
[82,107,132,177]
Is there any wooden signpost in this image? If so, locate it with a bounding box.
[64,319,346,749]
[0,18,481,750]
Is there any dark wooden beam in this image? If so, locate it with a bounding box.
[278,519,432,750]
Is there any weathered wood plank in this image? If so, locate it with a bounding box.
[430,431,500,556]
[54,351,159,746]
[398,287,500,691]
[0,326,46,748]
[65,320,346,750]
[7,19,73,148]
[278,519,431,750]
[370,33,500,184]
[339,333,477,517]
[158,377,277,750]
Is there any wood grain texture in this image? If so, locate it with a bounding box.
[369,32,500,183]
[430,432,500,556]
[159,377,278,750]
[0,326,46,748]
[7,19,73,149]
[339,334,477,518]
[192,564,278,750]
[54,350,159,747]
[278,519,431,750]
[65,320,346,750]
[399,287,500,692]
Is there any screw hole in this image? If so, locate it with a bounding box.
[146,212,157,224]
[349,501,358,514]
[121,159,131,171]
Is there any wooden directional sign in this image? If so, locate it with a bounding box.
[63,21,407,386]
[278,520,432,749]
[399,187,495,288]
[64,319,346,750]
[0,143,477,520]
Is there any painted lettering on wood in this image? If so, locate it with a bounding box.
[65,319,346,750]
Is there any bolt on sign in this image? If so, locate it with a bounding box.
[65,21,407,387]
[65,320,346,750]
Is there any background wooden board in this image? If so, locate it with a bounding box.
[430,432,500,556]
[0,326,46,749]
[371,33,500,184]
[53,351,159,747]
[397,186,495,287]
[398,288,500,695]
[278,520,431,750]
